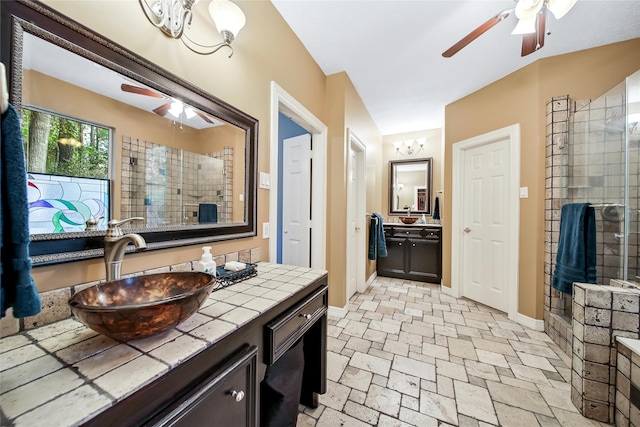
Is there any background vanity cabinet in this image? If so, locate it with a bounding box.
[377,225,441,283]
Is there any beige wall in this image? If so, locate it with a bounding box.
[325,72,383,308]
[381,128,443,216]
[32,0,328,290]
[443,38,640,320]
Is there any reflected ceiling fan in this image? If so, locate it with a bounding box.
[442,0,577,58]
[120,83,214,124]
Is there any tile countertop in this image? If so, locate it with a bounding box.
[382,222,442,227]
[0,263,327,427]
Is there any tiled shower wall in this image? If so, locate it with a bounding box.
[544,89,640,356]
[121,136,233,226]
[545,95,574,354]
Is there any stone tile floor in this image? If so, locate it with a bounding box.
[297,276,611,426]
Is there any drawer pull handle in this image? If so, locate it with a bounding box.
[399,243,402,246]
[300,313,312,320]
[231,390,245,402]
[412,243,416,247]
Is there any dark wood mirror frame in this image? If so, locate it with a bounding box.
[1,0,258,265]
[389,158,433,216]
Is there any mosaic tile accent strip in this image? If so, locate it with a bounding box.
[0,247,262,338]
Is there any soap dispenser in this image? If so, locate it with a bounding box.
[194,246,217,276]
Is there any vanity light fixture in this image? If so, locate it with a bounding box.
[394,138,426,156]
[139,0,246,57]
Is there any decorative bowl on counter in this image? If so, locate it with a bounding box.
[400,216,418,224]
[68,271,216,341]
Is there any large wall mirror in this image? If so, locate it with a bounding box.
[1,0,257,265]
[389,158,433,215]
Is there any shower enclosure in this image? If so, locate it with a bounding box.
[544,70,640,353]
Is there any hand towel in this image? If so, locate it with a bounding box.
[224,261,246,272]
[432,196,440,220]
[198,203,218,224]
[1,104,42,318]
[368,212,387,260]
[552,203,597,294]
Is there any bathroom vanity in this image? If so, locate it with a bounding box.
[0,264,327,427]
[376,224,442,283]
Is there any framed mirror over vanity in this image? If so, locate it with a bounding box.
[1,0,258,265]
[389,158,433,215]
[380,157,441,283]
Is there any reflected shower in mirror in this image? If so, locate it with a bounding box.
[389,158,433,215]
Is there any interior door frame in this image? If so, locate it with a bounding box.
[451,124,520,322]
[270,82,327,269]
[347,129,367,294]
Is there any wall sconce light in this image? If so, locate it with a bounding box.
[139,0,246,57]
[394,138,426,156]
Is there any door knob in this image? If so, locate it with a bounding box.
[464,227,471,233]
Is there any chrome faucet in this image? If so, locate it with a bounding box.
[104,217,147,281]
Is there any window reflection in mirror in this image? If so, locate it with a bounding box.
[389,158,433,215]
[21,107,112,233]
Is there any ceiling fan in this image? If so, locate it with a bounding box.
[442,0,577,58]
[120,83,214,124]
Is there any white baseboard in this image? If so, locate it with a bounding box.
[440,283,456,297]
[365,272,377,288]
[515,312,545,331]
[328,304,349,318]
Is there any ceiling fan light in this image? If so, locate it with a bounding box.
[209,0,246,38]
[547,0,577,19]
[512,17,536,35]
[184,106,197,119]
[168,101,184,118]
[515,0,544,20]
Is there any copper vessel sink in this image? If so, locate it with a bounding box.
[69,271,216,341]
[400,216,418,224]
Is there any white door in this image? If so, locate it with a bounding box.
[347,131,367,297]
[461,138,510,312]
[282,134,311,267]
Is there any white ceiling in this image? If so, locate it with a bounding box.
[271,0,640,135]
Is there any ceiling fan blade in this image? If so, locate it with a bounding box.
[521,11,546,57]
[121,83,163,99]
[153,103,171,116]
[195,110,214,124]
[442,9,511,58]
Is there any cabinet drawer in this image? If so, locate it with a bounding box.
[265,286,328,365]
[422,228,440,239]
[151,345,258,427]
[392,227,423,238]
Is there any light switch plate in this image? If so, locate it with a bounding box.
[519,187,528,198]
[262,222,269,239]
[259,172,270,189]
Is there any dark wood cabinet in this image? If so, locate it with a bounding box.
[377,225,441,283]
[151,346,258,427]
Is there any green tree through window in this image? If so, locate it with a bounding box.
[21,108,110,179]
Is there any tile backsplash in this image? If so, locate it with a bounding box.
[0,247,261,338]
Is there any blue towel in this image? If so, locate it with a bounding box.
[432,196,440,220]
[198,203,218,224]
[552,203,597,295]
[368,213,387,260]
[1,104,42,318]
